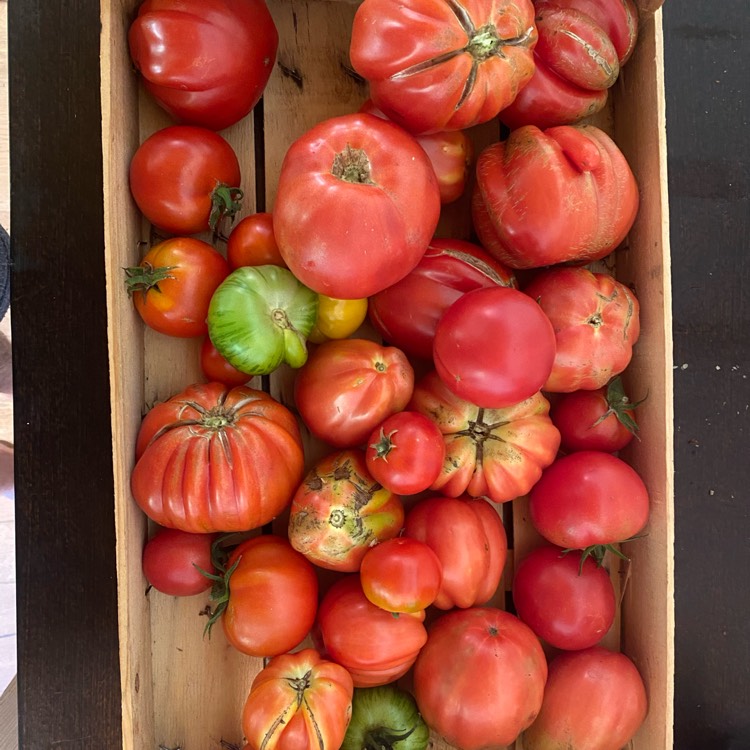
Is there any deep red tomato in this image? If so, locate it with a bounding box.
[199,336,252,387]
[433,286,557,408]
[359,537,442,613]
[294,339,415,449]
[125,237,230,338]
[226,213,286,269]
[523,267,641,392]
[216,535,319,658]
[349,0,537,134]
[141,526,217,597]
[242,648,353,750]
[413,607,548,749]
[129,125,243,235]
[522,646,648,750]
[128,0,278,131]
[131,383,304,533]
[368,238,516,361]
[529,451,650,551]
[288,449,405,572]
[550,376,642,453]
[472,124,639,268]
[365,411,445,495]
[403,495,507,610]
[273,113,441,299]
[512,544,616,650]
[409,371,561,503]
[317,575,428,687]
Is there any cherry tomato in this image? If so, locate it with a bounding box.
[308,295,369,344]
[141,527,217,597]
[199,336,252,387]
[125,237,230,338]
[226,213,286,269]
[365,411,445,495]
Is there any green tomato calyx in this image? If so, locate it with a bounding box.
[332,144,374,185]
[123,262,177,297]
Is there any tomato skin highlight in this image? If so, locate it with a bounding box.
[227,212,286,269]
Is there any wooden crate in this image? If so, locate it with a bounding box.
[101,1,673,748]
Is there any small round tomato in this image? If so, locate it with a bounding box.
[360,537,442,613]
[141,527,217,597]
[226,213,286,269]
[433,286,557,408]
[365,411,445,495]
[199,336,252,387]
[125,237,230,338]
[308,295,369,344]
[512,544,616,651]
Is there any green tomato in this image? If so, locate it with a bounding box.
[207,265,318,375]
[342,685,430,750]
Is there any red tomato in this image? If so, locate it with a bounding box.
[288,449,405,572]
[523,267,641,392]
[131,383,304,533]
[273,113,441,299]
[141,527,216,597]
[529,451,650,550]
[433,286,557,408]
[199,336,252,387]
[522,646,648,750]
[359,537,442,613]
[403,495,507,610]
[472,124,639,268]
[550,376,642,453]
[220,535,319,658]
[365,411,445,495]
[368,238,516,361]
[128,0,278,131]
[129,125,243,235]
[409,371,561,503]
[349,0,537,134]
[294,339,415,449]
[413,607,548,749]
[317,575,428,687]
[226,213,286,269]
[512,544,616,650]
[242,649,353,750]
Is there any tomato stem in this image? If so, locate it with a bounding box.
[123,262,177,296]
[210,184,244,233]
[331,144,374,185]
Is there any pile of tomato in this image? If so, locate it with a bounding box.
[126,0,653,749]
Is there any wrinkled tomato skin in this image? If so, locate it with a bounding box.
[512,544,616,650]
[223,535,319,658]
[199,336,252,387]
[413,607,548,750]
[522,646,648,750]
[369,239,516,361]
[529,451,650,549]
[317,575,428,688]
[403,495,507,610]
[226,213,286,269]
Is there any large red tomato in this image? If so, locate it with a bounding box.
[409,371,561,503]
[523,267,641,392]
[294,338,415,449]
[472,124,639,268]
[369,238,516,361]
[413,607,548,749]
[131,383,304,533]
[129,125,243,235]
[288,449,405,572]
[273,113,441,299]
[403,495,507,610]
[349,0,538,134]
[128,0,278,131]
[317,575,428,687]
[522,646,648,750]
[242,649,353,750]
[125,237,230,338]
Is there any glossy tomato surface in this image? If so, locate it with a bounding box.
[226,212,286,269]
[368,238,516,361]
[433,286,557,408]
[129,125,242,235]
[131,383,304,533]
[350,0,537,134]
[199,336,252,387]
[308,295,369,344]
[128,0,278,130]
[125,237,230,338]
[273,113,440,298]
[413,607,548,750]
